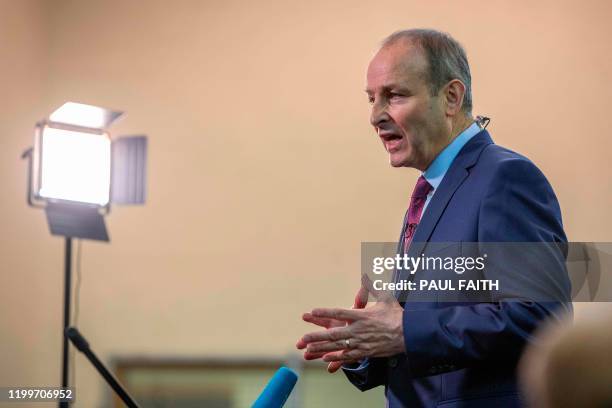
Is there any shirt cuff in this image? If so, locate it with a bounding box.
[342,359,370,371]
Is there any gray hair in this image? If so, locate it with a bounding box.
[382,29,472,114]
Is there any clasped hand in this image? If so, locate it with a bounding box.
[296,276,405,373]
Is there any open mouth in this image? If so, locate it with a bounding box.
[381,134,402,142]
[380,133,403,152]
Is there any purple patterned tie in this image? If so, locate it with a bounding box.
[403,176,433,252]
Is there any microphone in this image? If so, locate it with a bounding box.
[252,366,298,408]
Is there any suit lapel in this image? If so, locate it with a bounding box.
[407,167,468,257]
[407,130,494,258]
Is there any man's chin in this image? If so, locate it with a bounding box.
[388,154,409,167]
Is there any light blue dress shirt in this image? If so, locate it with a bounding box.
[421,122,482,214]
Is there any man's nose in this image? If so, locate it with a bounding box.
[370,100,390,128]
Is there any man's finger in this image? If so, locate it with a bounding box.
[360,273,385,301]
[302,313,342,328]
[327,361,344,373]
[303,350,327,360]
[322,349,364,362]
[307,340,347,354]
[311,307,363,322]
[353,285,369,309]
[327,359,361,373]
[300,326,350,344]
[361,273,396,303]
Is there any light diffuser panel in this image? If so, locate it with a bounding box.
[38,126,111,206]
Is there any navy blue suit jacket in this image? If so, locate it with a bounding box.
[343,130,572,407]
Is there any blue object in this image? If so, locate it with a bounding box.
[252,367,298,408]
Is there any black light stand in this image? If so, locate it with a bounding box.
[23,103,147,408]
[60,237,72,408]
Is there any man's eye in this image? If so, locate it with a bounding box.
[389,93,403,99]
[368,97,375,104]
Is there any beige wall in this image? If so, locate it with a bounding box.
[1,0,611,406]
[0,0,49,394]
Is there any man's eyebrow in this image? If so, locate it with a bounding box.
[364,84,409,94]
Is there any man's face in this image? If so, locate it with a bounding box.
[366,41,448,170]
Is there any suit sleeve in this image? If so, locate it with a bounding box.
[402,156,573,378]
[341,358,388,391]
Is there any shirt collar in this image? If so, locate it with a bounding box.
[423,122,481,190]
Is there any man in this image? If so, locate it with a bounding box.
[297,29,572,407]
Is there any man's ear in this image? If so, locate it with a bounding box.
[443,79,466,116]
